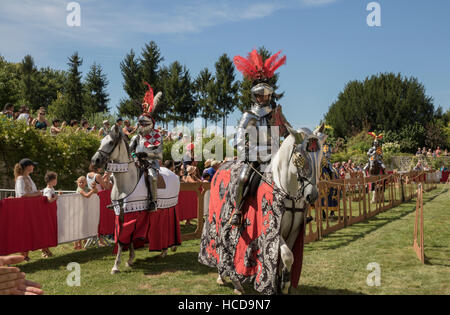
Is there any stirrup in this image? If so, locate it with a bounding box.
[147,200,157,211]
[230,212,242,227]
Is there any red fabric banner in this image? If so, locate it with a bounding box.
[441,171,449,183]
[176,190,197,221]
[98,190,115,235]
[0,197,58,256]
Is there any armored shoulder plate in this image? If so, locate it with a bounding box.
[238,111,259,129]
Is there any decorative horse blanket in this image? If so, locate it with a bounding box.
[198,162,305,295]
[113,167,181,253]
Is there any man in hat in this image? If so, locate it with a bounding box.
[130,82,163,210]
[230,49,292,226]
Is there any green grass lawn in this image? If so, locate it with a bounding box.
[16,186,450,295]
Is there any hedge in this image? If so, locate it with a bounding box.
[0,117,100,190]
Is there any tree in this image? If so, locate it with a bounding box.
[0,56,21,107]
[425,122,447,150]
[237,46,284,113]
[213,54,239,134]
[325,73,436,138]
[120,49,142,101]
[118,98,141,119]
[20,55,39,110]
[83,63,110,115]
[65,52,84,120]
[118,49,143,118]
[140,41,164,96]
[163,61,196,126]
[193,68,218,128]
[34,67,67,109]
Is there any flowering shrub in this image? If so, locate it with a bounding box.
[0,118,100,190]
[382,142,401,154]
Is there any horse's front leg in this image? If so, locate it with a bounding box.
[126,243,135,267]
[279,211,294,294]
[111,243,123,274]
[279,238,293,295]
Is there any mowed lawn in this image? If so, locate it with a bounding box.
[16,186,450,295]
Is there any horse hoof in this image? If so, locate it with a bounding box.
[281,282,291,295]
[111,269,120,275]
[171,246,177,252]
[233,289,243,295]
[159,251,168,258]
[125,262,133,268]
[217,278,225,286]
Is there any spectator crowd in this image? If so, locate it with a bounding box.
[415,146,449,158]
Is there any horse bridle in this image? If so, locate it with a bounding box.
[248,143,314,207]
[95,133,134,172]
[288,144,314,203]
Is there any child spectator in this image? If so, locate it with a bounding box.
[43,171,59,203]
[76,176,97,198]
[41,171,61,258]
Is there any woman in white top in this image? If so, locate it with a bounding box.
[14,158,41,198]
[14,158,42,261]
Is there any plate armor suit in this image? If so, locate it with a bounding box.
[364,132,386,174]
[130,82,163,210]
[231,49,291,226]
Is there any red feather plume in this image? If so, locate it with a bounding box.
[233,49,286,80]
[143,81,154,113]
[263,51,286,79]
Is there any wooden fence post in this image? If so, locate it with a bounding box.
[413,184,425,264]
[181,182,210,241]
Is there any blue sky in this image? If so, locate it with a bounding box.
[1,0,449,130]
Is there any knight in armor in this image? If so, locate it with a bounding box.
[319,141,339,218]
[130,82,163,211]
[364,132,386,174]
[230,49,292,226]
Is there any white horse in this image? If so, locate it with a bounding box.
[91,125,180,274]
[215,125,327,294]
